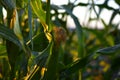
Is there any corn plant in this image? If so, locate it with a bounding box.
[0,0,120,80]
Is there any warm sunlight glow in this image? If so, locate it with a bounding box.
[2,8,7,19]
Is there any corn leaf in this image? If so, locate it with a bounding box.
[27,33,49,52]
[26,42,53,80]
[30,0,46,24]
[0,45,7,58]
[0,5,3,23]
[28,0,33,49]
[62,5,84,58]
[0,24,21,47]
[59,55,90,79]
[30,0,52,42]
[13,10,25,51]
[96,44,120,54]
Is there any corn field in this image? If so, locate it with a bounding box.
[0,0,120,80]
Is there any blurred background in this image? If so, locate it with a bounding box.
[49,0,120,79]
[50,0,120,29]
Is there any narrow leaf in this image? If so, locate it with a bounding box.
[13,10,26,51]
[59,55,90,78]
[96,44,120,54]
[30,0,46,23]
[27,32,49,52]
[26,42,53,80]
[30,0,52,42]
[0,45,7,58]
[0,23,21,47]
[109,11,117,25]
[0,5,3,23]
[62,5,84,57]
[28,0,33,49]
[101,19,108,30]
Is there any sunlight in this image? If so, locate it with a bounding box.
[2,0,120,29]
[2,8,7,19]
[50,0,120,29]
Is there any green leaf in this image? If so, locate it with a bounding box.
[35,42,53,65]
[42,42,60,80]
[1,58,10,79]
[0,0,15,11]
[16,0,24,8]
[26,42,53,80]
[101,19,108,30]
[13,10,26,51]
[15,0,28,8]
[0,24,21,47]
[30,0,46,24]
[59,55,90,78]
[109,11,117,25]
[27,32,49,52]
[0,5,3,23]
[115,0,120,5]
[96,44,120,54]
[84,28,111,46]
[28,0,33,49]
[62,5,84,58]
[0,45,7,58]
[15,51,29,78]
[30,0,52,42]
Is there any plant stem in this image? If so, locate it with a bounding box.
[46,0,51,29]
[79,70,83,80]
[43,43,59,80]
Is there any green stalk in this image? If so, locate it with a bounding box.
[43,43,59,80]
[46,0,51,30]
[43,0,60,79]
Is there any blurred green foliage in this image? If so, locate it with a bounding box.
[0,0,120,80]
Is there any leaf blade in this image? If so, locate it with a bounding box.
[96,44,120,54]
[0,23,21,47]
[62,5,84,57]
[28,0,33,49]
[59,55,90,79]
